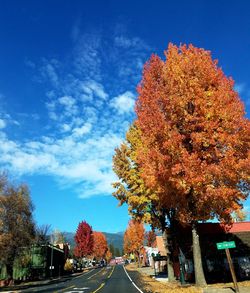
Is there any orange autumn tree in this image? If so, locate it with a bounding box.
[112,124,176,280]
[124,219,145,267]
[136,44,250,285]
[92,231,108,261]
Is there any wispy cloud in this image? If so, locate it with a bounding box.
[235,83,246,95]
[234,82,250,106]
[40,59,60,87]
[0,28,151,198]
[110,91,135,114]
[81,80,108,100]
[0,119,6,129]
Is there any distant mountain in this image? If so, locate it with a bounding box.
[63,231,124,251]
[103,232,124,251]
[63,232,75,248]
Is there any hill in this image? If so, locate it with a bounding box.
[63,231,124,252]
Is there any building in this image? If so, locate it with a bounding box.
[174,222,250,283]
[149,222,250,283]
[0,243,69,284]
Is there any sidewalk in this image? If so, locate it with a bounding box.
[203,285,250,293]
[136,265,250,293]
[137,266,169,282]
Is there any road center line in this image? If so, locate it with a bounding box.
[91,282,105,293]
[123,265,144,293]
[59,284,75,292]
[87,268,105,280]
[108,266,115,278]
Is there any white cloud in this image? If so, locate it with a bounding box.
[72,123,92,137]
[78,171,116,198]
[114,35,148,50]
[41,60,60,87]
[58,95,75,107]
[110,91,135,114]
[234,82,250,107]
[61,123,71,132]
[73,33,102,79]
[81,80,108,100]
[234,83,246,95]
[48,111,58,121]
[0,119,6,129]
[0,30,151,198]
[0,125,122,196]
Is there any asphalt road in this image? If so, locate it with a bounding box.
[8,265,143,293]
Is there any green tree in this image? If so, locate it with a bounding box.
[114,247,120,257]
[0,174,35,280]
[109,243,115,256]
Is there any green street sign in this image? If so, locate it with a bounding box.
[216,241,236,250]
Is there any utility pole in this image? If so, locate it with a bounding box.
[50,235,54,278]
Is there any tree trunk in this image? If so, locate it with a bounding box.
[192,222,207,286]
[162,228,175,281]
[137,251,141,268]
[6,263,13,284]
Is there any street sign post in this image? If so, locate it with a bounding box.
[216,241,236,250]
[216,241,239,293]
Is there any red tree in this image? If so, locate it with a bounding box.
[145,230,156,247]
[74,221,94,258]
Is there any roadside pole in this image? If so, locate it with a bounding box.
[50,235,54,279]
[179,248,186,285]
[225,248,239,293]
[216,241,239,293]
[50,244,53,278]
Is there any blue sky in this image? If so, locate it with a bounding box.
[0,0,249,233]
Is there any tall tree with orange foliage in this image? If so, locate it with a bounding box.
[136,44,250,285]
[92,231,108,260]
[74,221,94,258]
[124,219,145,267]
[112,124,175,280]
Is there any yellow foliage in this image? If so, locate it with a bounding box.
[64,259,73,271]
[112,124,160,226]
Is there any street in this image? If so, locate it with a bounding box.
[8,265,143,293]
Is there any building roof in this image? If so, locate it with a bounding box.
[197,221,250,235]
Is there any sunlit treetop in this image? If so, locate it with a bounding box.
[136,43,250,224]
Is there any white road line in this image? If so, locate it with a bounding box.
[123,265,144,293]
